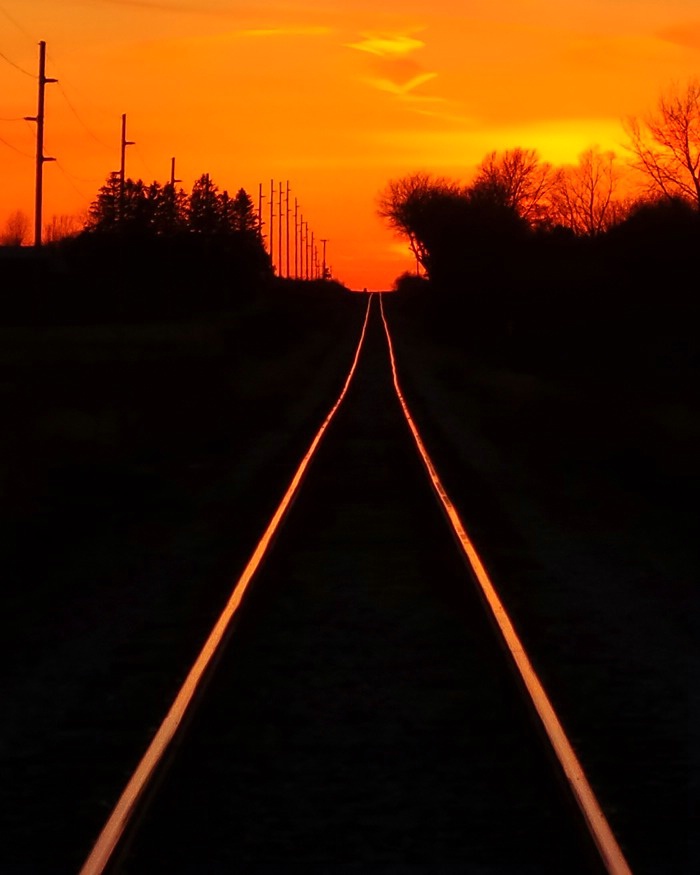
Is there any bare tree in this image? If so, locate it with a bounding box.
[470,147,558,227]
[624,78,700,209]
[377,172,463,273]
[550,147,622,236]
[44,213,83,243]
[1,210,30,246]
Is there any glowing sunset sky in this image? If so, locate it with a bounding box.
[2,0,699,289]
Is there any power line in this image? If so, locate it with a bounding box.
[5,20,119,162]
[54,160,93,200]
[54,158,102,187]
[0,133,32,157]
[56,84,112,150]
[0,4,37,44]
[0,49,34,77]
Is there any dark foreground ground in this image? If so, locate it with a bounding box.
[0,285,697,873]
[0,284,364,873]
[383,293,699,874]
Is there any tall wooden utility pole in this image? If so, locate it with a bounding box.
[300,219,306,279]
[119,113,135,220]
[269,179,275,272]
[310,230,315,280]
[24,41,57,248]
[277,181,283,277]
[294,199,299,279]
[285,181,291,280]
[258,182,266,244]
[170,157,181,187]
[320,238,328,279]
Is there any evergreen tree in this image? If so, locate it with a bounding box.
[85,172,121,232]
[189,173,222,234]
[231,188,259,234]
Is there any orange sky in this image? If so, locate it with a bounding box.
[2,0,699,289]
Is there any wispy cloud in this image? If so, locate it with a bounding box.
[235,26,333,38]
[347,30,440,103]
[364,72,442,102]
[364,71,438,98]
[346,34,425,58]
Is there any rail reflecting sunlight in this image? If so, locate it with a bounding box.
[79,297,374,875]
[378,293,632,875]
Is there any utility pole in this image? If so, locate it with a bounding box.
[301,220,307,279]
[320,238,328,279]
[310,230,315,280]
[285,181,290,280]
[277,181,283,278]
[304,222,310,280]
[24,41,57,248]
[269,179,275,272]
[119,113,135,221]
[294,199,299,279]
[170,157,181,187]
[258,182,266,244]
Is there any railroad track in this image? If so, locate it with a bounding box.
[79,294,631,874]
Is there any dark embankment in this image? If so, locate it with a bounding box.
[383,268,698,874]
[0,248,366,872]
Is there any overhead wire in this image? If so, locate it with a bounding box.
[0,4,36,44]
[0,49,34,77]
[56,84,113,152]
[54,161,96,201]
[0,133,32,158]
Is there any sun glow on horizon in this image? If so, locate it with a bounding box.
[1,0,699,288]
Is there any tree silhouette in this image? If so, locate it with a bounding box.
[624,78,700,210]
[377,172,464,273]
[230,188,259,235]
[44,214,83,243]
[120,178,154,234]
[189,173,222,235]
[152,181,188,235]
[550,147,622,236]
[84,172,265,253]
[1,210,31,245]
[471,147,558,228]
[85,173,121,233]
[378,168,531,288]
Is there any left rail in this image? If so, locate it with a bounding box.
[78,296,373,875]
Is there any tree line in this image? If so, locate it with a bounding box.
[0,172,277,324]
[379,79,700,380]
[85,172,261,240]
[1,171,263,245]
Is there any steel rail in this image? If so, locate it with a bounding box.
[378,294,633,875]
[78,295,374,875]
